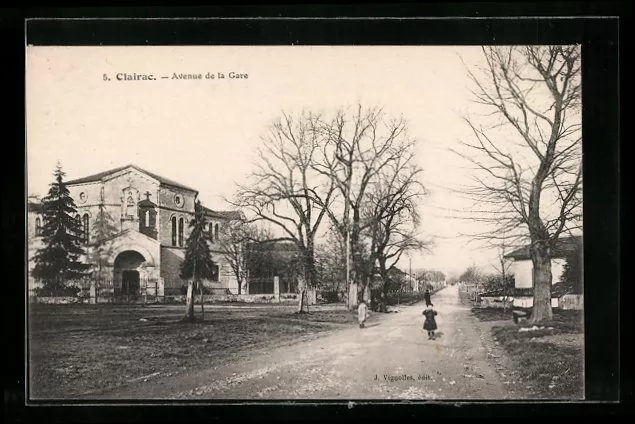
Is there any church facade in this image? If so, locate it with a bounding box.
[27,164,244,298]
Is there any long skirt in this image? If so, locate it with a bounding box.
[423,319,437,331]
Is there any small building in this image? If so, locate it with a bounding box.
[503,236,583,308]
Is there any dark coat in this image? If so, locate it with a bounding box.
[422,309,438,330]
[424,291,432,305]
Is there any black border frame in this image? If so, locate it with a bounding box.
[4,3,630,421]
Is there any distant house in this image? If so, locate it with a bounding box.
[503,235,583,308]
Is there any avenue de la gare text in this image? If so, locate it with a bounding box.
[112,72,249,81]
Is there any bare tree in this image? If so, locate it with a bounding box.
[458,46,582,323]
[233,111,335,313]
[314,230,347,299]
[362,154,429,306]
[216,218,256,295]
[313,104,416,310]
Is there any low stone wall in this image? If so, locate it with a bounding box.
[558,294,584,310]
[30,293,303,305]
[479,296,513,309]
[31,296,89,305]
[163,293,300,304]
[512,296,559,309]
[206,294,297,303]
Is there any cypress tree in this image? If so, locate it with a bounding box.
[180,200,216,321]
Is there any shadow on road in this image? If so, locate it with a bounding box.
[365,323,381,328]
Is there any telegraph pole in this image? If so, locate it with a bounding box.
[346,224,350,302]
[409,255,412,292]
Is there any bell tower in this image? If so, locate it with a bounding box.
[138,191,158,239]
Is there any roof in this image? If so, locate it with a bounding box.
[388,266,407,276]
[66,164,198,193]
[504,236,582,260]
[27,200,43,214]
[201,205,243,221]
[138,198,157,207]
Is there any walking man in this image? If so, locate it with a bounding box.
[424,288,433,307]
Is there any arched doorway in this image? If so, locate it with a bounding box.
[114,250,146,299]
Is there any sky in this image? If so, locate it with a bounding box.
[26,45,529,277]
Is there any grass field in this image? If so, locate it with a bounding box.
[471,307,584,399]
[28,302,357,399]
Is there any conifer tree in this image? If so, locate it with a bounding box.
[89,201,119,291]
[180,200,216,321]
[32,163,90,296]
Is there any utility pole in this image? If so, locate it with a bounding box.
[346,225,350,301]
[409,256,412,292]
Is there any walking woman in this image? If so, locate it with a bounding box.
[358,300,369,329]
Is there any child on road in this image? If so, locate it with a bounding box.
[422,304,438,339]
[358,300,369,329]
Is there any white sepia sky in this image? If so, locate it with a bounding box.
[26,45,538,277]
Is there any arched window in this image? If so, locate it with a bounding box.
[35,217,42,236]
[145,210,150,227]
[82,214,89,244]
[215,223,220,242]
[75,214,81,241]
[178,217,184,247]
[171,216,177,246]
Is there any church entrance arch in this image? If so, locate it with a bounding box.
[121,270,140,296]
[114,250,146,301]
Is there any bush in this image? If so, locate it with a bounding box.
[180,283,214,295]
[318,291,340,303]
[35,284,81,298]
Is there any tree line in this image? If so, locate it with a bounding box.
[229,105,428,312]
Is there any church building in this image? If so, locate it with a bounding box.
[27,164,244,298]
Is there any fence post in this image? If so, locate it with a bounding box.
[274,276,280,302]
[90,279,96,305]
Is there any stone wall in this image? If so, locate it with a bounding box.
[558,294,584,310]
[512,296,559,308]
[157,185,196,247]
[164,294,298,304]
[160,246,188,294]
[479,296,513,309]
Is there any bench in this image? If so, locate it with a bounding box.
[512,310,528,324]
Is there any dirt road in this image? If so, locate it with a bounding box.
[96,285,522,400]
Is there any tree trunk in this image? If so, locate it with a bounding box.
[199,280,204,321]
[184,280,195,321]
[530,240,553,324]
[378,259,389,312]
[348,281,358,311]
[297,274,307,313]
[363,279,371,303]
